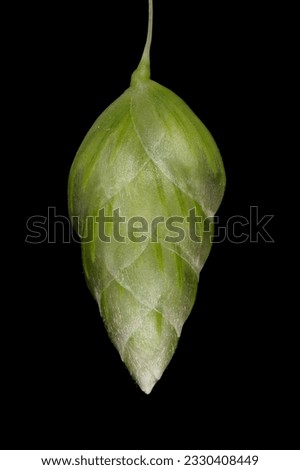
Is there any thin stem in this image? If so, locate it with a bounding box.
[131,0,153,85]
[141,0,153,65]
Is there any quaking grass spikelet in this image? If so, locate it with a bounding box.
[68,0,226,393]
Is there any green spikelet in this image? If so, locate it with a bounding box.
[68,0,226,393]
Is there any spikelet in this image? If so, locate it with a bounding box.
[68,0,226,393]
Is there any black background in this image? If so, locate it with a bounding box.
[9,0,294,450]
